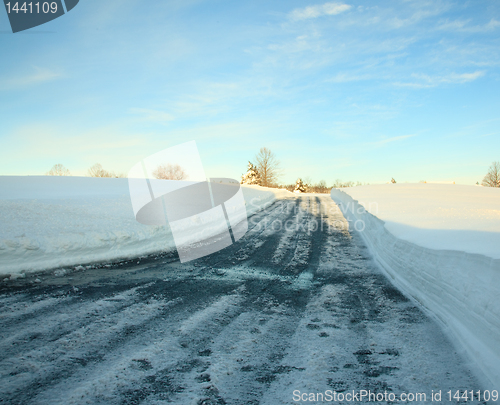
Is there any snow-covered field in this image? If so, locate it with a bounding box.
[0,176,291,278]
[330,184,500,387]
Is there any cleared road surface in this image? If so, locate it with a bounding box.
[0,196,483,404]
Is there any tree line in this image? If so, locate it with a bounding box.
[45,163,125,178]
[240,147,364,193]
[44,163,186,179]
[44,158,500,189]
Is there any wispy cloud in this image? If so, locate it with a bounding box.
[372,134,416,147]
[166,81,243,117]
[289,2,351,21]
[394,71,485,88]
[129,108,175,122]
[0,67,61,90]
[438,18,500,33]
[268,32,324,54]
[0,123,148,176]
[449,71,486,82]
[327,72,372,83]
[442,118,500,139]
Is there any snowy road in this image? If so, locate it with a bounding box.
[0,196,483,404]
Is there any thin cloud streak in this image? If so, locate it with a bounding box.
[327,73,372,83]
[438,18,500,33]
[129,108,175,122]
[394,71,485,88]
[0,67,61,90]
[371,134,416,147]
[289,2,351,21]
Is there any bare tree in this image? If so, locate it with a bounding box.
[46,164,70,176]
[87,163,124,178]
[482,161,500,187]
[254,147,281,187]
[88,163,115,178]
[333,179,354,188]
[152,164,188,180]
[308,179,329,193]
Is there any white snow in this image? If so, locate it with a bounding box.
[0,176,291,278]
[331,183,500,387]
[334,183,500,259]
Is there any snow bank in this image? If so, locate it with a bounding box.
[330,184,500,387]
[336,184,500,259]
[0,176,290,278]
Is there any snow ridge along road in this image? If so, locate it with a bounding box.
[0,195,486,404]
[331,186,500,388]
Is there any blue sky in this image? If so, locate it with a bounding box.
[0,0,499,185]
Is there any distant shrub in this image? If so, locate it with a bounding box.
[46,164,70,176]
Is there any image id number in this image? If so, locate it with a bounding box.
[5,2,58,14]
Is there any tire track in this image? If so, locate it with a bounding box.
[0,195,484,405]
